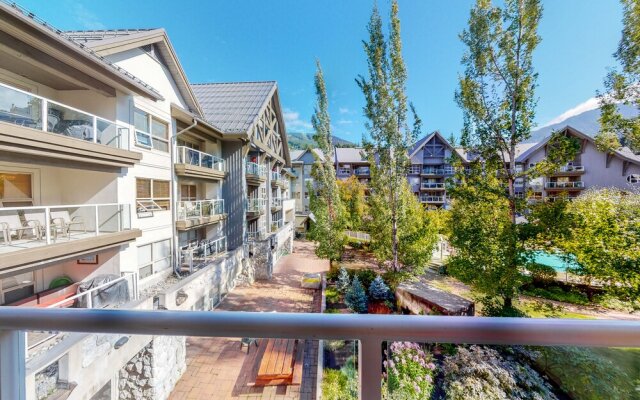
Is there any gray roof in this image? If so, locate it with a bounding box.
[191,81,277,134]
[335,147,368,164]
[291,148,327,163]
[290,150,304,161]
[64,29,158,43]
[0,3,162,98]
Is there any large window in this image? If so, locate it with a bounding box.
[136,178,170,210]
[0,173,32,206]
[180,184,197,201]
[134,109,169,152]
[137,239,171,280]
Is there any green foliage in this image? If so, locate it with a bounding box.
[528,346,638,400]
[383,342,436,400]
[382,269,414,292]
[336,267,351,294]
[354,269,377,292]
[443,345,557,400]
[597,0,640,153]
[369,275,390,300]
[338,175,369,231]
[357,1,428,271]
[480,297,528,317]
[522,286,589,305]
[526,263,557,285]
[307,61,347,262]
[554,189,640,298]
[321,368,357,400]
[325,286,341,306]
[344,276,368,313]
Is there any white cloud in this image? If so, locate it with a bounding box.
[339,107,350,114]
[337,119,354,125]
[540,97,600,128]
[283,108,312,131]
[72,4,106,30]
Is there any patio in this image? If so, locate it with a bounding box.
[169,240,329,400]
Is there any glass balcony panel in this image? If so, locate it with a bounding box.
[0,84,43,129]
[47,102,94,141]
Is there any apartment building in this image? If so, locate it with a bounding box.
[516,126,640,201]
[334,147,371,185]
[290,148,326,234]
[0,3,295,399]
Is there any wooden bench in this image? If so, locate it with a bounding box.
[254,338,304,386]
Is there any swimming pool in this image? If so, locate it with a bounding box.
[529,251,579,272]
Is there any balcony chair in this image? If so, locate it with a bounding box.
[23,210,58,243]
[0,212,39,245]
[50,210,86,239]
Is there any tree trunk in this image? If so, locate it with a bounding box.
[392,213,399,272]
[503,296,513,309]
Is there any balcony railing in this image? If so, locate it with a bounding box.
[422,166,455,175]
[0,309,638,400]
[176,146,225,172]
[247,228,266,241]
[271,219,283,232]
[246,162,267,177]
[337,168,352,176]
[420,195,446,203]
[179,236,227,273]
[421,182,446,189]
[176,199,224,221]
[247,198,267,213]
[270,171,287,185]
[557,165,585,173]
[407,165,421,174]
[0,203,132,249]
[271,198,283,208]
[545,181,584,189]
[0,82,129,150]
[354,167,370,176]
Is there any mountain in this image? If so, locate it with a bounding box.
[528,104,638,143]
[287,132,356,150]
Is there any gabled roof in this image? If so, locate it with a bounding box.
[65,28,202,115]
[517,125,640,165]
[409,130,460,160]
[335,147,368,164]
[191,81,277,134]
[291,148,327,163]
[0,2,162,100]
[290,150,304,161]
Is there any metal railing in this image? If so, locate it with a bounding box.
[176,199,224,221]
[337,168,352,176]
[270,171,286,185]
[271,198,283,208]
[421,182,446,189]
[557,165,585,173]
[179,236,227,273]
[46,272,138,309]
[354,167,370,176]
[407,165,421,174]
[0,309,638,400]
[545,181,585,189]
[271,219,283,232]
[246,162,267,177]
[176,146,225,172]
[247,198,267,213]
[420,195,446,203]
[0,203,131,247]
[0,82,129,150]
[247,228,266,241]
[345,230,371,241]
[422,166,455,175]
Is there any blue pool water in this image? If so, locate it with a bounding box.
[529,251,579,272]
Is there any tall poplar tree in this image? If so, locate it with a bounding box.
[597,0,640,154]
[308,61,346,262]
[356,0,422,272]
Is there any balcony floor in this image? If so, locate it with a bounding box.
[0,231,97,255]
[169,241,328,400]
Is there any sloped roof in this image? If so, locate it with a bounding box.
[290,150,304,161]
[335,147,368,164]
[291,148,327,163]
[517,125,640,165]
[191,81,277,134]
[64,28,202,115]
[0,2,162,100]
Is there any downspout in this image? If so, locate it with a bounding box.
[171,118,198,276]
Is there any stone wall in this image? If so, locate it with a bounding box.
[118,336,186,400]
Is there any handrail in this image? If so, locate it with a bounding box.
[47,272,137,309]
[545,181,584,189]
[0,310,637,400]
[246,162,267,177]
[0,203,127,212]
[176,146,225,172]
[176,199,224,220]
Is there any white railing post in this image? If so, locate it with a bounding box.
[86,293,93,309]
[41,99,47,132]
[0,330,26,400]
[359,338,382,400]
[44,207,51,245]
[92,117,98,143]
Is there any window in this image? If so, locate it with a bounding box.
[134,108,169,152]
[1,271,34,305]
[138,239,171,280]
[136,178,170,210]
[180,184,197,201]
[0,173,32,206]
[628,174,640,184]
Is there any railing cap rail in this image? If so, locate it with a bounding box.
[0,203,128,212]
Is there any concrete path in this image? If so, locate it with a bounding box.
[169,241,329,400]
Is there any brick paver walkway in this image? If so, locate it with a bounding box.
[169,241,328,400]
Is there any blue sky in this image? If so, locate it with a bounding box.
[19,0,623,144]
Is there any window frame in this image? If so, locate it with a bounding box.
[136,178,171,211]
[137,238,172,280]
[133,108,169,152]
[0,172,33,204]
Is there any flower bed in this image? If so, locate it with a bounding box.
[383,341,436,399]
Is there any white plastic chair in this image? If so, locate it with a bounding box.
[0,212,37,244]
[50,210,86,239]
